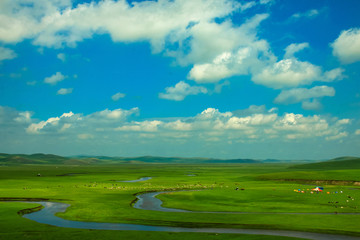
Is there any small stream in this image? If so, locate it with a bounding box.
[118,177,152,183]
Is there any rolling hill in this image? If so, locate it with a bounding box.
[0,153,263,165]
[289,156,360,170]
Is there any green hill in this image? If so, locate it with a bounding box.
[0,153,68,165]
[0,153,266,165]
[289,156,360,170]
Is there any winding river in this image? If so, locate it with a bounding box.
[14,190,359,240]
[7,178,360,240]
[134,191,360,215]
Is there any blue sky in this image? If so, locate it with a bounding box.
[1,0,360,160]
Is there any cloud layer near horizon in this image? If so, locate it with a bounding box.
[1,105,351,143]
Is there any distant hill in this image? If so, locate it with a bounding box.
[0,153,268,165]
[289,156,360,170]
[0,153,331,165]
[0,153,68,164]
[204,159,260,163]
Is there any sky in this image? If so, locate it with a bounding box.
[1,0,360,160]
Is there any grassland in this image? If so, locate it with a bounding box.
[0,161,360,239]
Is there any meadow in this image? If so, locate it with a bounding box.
[0,162,360,240]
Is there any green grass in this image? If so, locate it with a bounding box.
[1,163,360,239]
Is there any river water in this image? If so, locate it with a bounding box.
[118,177,152,183]
[19,191,360,240]
[9,176,359,240]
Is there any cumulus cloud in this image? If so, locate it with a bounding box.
[116,120,163,132]
[0,0,72,43]
[26,111,75,134]
[159,81,208,101]
[111,92,126,101]
[233,105,275,117]
[284,42,309,59]
[301,99,322,110]
[44,72,67,85]
[57,88,73,95]
[323,68,346,82]
[164,120,192,131]
[187,14,274,83]
[0,46,17,61]
[0,105,355,157]
[274,86,335,105]
[26,107,139,135]
[331,28,360,64]
[0,106,33,130]
[92,108,139,121]
[252,59,321,89]
[252,58,344,89]
[0,0,238,48]
[0,1,276,86]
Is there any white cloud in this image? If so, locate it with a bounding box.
[260,0,275,5]
[0,106,35,141]
[57,88,73,95]
[0,1,276,87]
[197,108,232,120]
[239,1,257,11]
[186,14,274,83]
[274,86,335,105]
[301,99,322,111]
[57,53,66,62]
[1,105,355,158]
[25,108,139,135]
[116,120,163,132]
[103,106,349,142]
[0,0,72,43]
[355,129,360,135]
[26,111,74,134]
[291,9,319,19]
[14,111,33,123]
[323,68,346,82]
[336,119,350,125]
[233,105,269,116]
[0,46,17,61]
[252,58,344,89]
[94,108,139,120]
[164,120,192,131]
[111,92,126,101]
[325,132,348,141]
[0,0,238,48]
[331,28,360,64]
[44,72,67,85]
[159,81,207,101]
[284,42,309,59]
[252,59,321,89]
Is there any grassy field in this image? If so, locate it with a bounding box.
[0,162,360,239]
